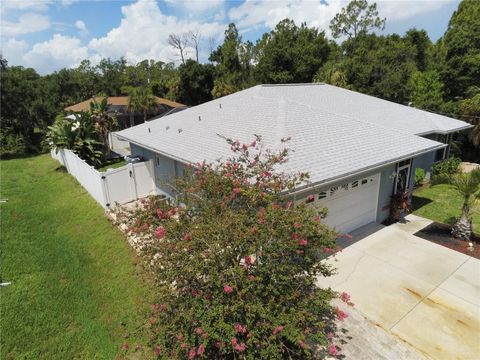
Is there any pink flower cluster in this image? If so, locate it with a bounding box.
[272,325,284,335]
[340,292,355,306]
[223,284,233,294]
[188,344,206,359]
[155,226,166,238]
[335,306,348,321]
[322,246,334,254]
[244,255,254,265]
[234,323,248,334]
[258,207,266,224]
[231,338,246,352]
[298,239,308,246]
[328,344,338,356]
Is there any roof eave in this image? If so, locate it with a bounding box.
[416,124,474,136]
[287,143,447,197]
[114,132,194,167]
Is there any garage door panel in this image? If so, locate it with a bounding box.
[310,173,381,233]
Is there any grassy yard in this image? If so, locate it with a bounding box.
[412,184,480,234]
[1,154,154,359]
[97,158,127,172]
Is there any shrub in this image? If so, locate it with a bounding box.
[431,156,461,177]
[0,128,27,157]
[46,112,103,167]
[388,191,411,223]
[116,136,349,359]
[414,168,425,187]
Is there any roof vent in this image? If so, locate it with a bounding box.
[178,128,183,133]
[148,128,151,133]
[219,103,222,109]
[166,125,170,130]
[198,115,201,121]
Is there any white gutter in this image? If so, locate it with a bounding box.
[286,143,447,197]
[119,131,447,198]
[415,123,474,137]
[115,133,193,167]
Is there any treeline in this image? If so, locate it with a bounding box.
[1,0,479,157]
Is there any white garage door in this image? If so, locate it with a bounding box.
[313,173,381,234]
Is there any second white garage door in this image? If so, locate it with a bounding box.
[315,173,381,234]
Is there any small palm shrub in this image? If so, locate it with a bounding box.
[117,137,349,359]
[431,168,480,240]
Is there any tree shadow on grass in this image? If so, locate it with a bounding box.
[411,195,432,211]
[55,165,67,173]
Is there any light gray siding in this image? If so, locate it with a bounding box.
[410,151,436,182]
[130,143,185,198]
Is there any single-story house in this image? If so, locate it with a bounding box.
[65,96,186,129]
[115,84,471,233]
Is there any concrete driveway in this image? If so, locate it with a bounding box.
[317,215,480,360]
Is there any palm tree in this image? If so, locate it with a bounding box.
[432,168,480,240]
[89,97,117,156]
[127,86,158,123]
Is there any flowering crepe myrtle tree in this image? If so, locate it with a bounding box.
[117,136,352,359]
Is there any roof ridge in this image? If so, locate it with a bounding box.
[255,85,415,137]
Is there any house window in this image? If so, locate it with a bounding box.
[341,183,349,191]
[351,180,358,188]
[318,191,327,199]
[361,179,368,185]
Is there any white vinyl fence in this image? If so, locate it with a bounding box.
[51,148,156,209]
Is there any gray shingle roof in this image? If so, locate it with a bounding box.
[117,84,470,187]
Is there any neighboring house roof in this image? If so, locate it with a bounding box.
[64,96,184,112]
[116,84,471,189]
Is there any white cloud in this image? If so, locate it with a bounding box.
[228,0,343,36]
[88,0,225,64]
[75,19,88,36]
[377,0,452,21]
[0,38,29,65]
[1,12,50,37]
[170,0,225,12]
[228,0,454,37]
[1,0,53,12]
[22,34,89,73]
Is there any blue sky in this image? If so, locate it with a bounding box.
[0,0,460,74]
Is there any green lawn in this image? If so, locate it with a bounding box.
[1,154,154,359]
[97,158,127,172]
[412,184,480,234]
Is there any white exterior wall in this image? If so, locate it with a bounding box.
[108,132,131,154]
[130,143,186,198]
